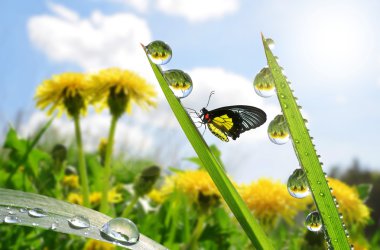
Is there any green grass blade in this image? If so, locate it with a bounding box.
[144,52,273,250]
[261,34,351,249]
[0,188,167,250]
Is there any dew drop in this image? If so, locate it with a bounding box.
[145,40,172,65]
[283,104,288,109]
[67,215,90,229]
[100,218,140,245]
[51,222,58,230]
[8,210,16,215]
[339,213,343,219]
[305,211,323,232]
[163,69,193,98]
[319,192,325,197]
[287,168,310,198]
[28,208,48,218]
[268,115,289,145]
[317,180,321,185]
[32,222,39,226]
[294,139,300,144]
[253,67,275,98]
[266,38,275,49]
[19,208,27,213]
[4,215,20,224]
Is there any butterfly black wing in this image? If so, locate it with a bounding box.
[208,105,266,140]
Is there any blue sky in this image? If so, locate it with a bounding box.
[1,0,379,183]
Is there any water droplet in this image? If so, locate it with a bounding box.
[100,218,140,245]
[163,69,193,98]
[287,168,310,198]
[32,222,38,226]
[19,208,27,213]
[280,94,286,98]
[28,208,47,218]
[317,180,321,184]
[145,40,172,65]
[339,213,343,219]
[266,38,275,49]
[305,211,322,232]
[294,139,300,144]
[268,115,289,145]
[67,215,90,229]
[8,210,15,215]
[253,67,275,98]
[4,215,20,224]
[283,104,288,109]
[51,222,58,230]
[319,192,325,197]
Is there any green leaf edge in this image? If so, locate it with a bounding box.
[144,49,273,250]
[261,33,351,249]
[0,188,167,250]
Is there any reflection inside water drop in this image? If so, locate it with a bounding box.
[145,40,172,65]
[253,67,276,98]
[266,38,275,49]
[287,168,310,199]
[267,114,290,145]
[305,211,322,232]
[100,217,140,245]
[163,69,193,98]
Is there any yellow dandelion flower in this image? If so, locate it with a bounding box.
[67,193,83,205]
[89,68,157,116]
[89,188,123,205]
[35,72,91,117]
[90,192,102,205]
[351,240,369,250]
[148,170,220,205]
[62,175,80,189]
[328,178,370,226]
[84,239,115,250]
[239,178,310,228]
[108,187,123,203]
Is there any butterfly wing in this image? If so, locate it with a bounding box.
[208,105,266,140]
[207,123,229,142]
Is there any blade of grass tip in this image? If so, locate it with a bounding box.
[142,45,273,250]
[261,33,351,249]
[0,188,167,250]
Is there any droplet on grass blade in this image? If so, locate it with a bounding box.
[100,217,139,245]
[267,114,290,145]
[253,67,276,98]
[145,40,172,65]
[305,211,323,232]
[163,69,193,98]
[67,215,90,229]
[287,168,310,199]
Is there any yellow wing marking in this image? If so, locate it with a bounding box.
[211,114,233,130]
[207,123,229,142]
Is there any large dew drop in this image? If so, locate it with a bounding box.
[100,217,140,245]
[305,211,323,232]
[28,208,48,218]
[253,67,276,98]
[287,168,310,198]
[267,114,290,145]
[67,215,90,229]
[145,40,172,65]
[266,38,275,49]
[163,69,193,98]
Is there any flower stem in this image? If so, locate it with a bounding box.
[121,195,139,218]
[73,115,90,207]
[100,115,118,213]
[185,213,207,250]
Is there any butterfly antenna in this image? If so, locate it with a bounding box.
[202,124,207,135]
[205,91,215,108]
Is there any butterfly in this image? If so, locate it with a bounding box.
[189,92,267,142]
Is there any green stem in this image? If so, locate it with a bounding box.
[100,115,118,213]
[121,195,139,218]
[73,115,90,207]
[185,214,207,250]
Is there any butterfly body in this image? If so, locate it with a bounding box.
[199,105,267,142]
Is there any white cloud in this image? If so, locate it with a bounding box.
[156,0,239,23]
[28,4,152,75]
